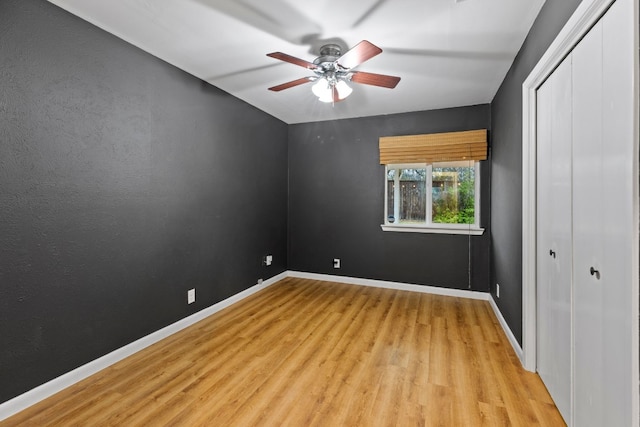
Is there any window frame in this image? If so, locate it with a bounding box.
[381,162,484,235]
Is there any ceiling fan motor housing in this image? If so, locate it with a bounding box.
[313,44,350,83]
[313,44,343,65]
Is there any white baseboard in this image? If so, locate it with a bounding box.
[287,271,491,301]
[0,271,286,422]
[1,270,523,421]
[488,295,525,364]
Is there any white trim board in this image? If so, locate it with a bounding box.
[288,271,490,300]
[0,271,522,422]
[0,272,287,422]
[489,295,523,362]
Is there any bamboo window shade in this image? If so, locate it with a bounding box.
[379,129,488,164]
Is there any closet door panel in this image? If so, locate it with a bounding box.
[572,19,604,427]
[600,0,634,423]
[548,56,573,423]
[536,55,572,424]
[572,0,634,424]
[536,71,554,395]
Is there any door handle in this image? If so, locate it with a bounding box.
[590,266,601,280]
[549,249,556,259]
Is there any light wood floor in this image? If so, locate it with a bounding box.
[2,278,565,426]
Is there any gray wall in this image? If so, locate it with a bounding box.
[490,0,582,344]
[0,0,288,403]
[2,0,585,407]
[288,106,491,291]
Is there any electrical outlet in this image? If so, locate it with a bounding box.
[333,258,340,269]
[187,288,196,304]
[266,255,273,266]
[496,284,500,299]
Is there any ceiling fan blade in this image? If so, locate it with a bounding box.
[351,0,389,28]
[268,76,315,92]
[337,40,382,69]
[267,52,319,70]
[350,71,401,89]
[194,0,322,46]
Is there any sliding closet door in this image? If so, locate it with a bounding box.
[536,55,572,424]
[572,0,634,424]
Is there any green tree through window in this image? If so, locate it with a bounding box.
[432,165,475,224]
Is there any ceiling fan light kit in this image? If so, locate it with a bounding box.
[312,78,353,103]
[267,40,401,103]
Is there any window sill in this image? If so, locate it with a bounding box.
[380,224,485,235]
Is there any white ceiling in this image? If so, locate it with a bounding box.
[47,0,546,124]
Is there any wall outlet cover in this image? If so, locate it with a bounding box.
[187,288,196,304]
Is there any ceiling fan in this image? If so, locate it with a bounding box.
[266,40,401,103]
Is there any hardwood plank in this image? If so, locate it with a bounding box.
[1,278,564,426]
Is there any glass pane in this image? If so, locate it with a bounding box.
[399,168,426,223]
[432,161,475,224]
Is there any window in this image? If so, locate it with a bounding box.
[383,161,483,234]
[378,129,487,234]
